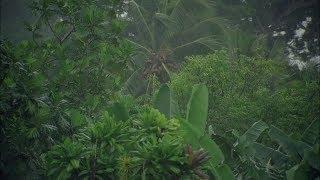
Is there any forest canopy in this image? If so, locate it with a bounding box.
[1,0,319,179]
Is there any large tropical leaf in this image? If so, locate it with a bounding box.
[240,121,268,144]
[269,126,312,160]
[252,142,288,168]
[180,120,203,147]
[186,84,208,138]
[199,134,225,167]
[180,120,226,169]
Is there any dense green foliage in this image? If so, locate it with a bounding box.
[1,0,132,178]
[171,50,319,134]
[213,118,320,179]
[44,106,203,179]
[1,0,319,179]
[0,40,131,179]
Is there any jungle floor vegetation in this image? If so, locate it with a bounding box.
[1,0,319,179]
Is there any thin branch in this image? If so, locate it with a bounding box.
[125,39,152,54]
[169,35,217,55]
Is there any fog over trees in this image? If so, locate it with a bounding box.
[1,0,319,179]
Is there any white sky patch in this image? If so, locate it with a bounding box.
[120,12,128,18]
[287,40,294,46]
[287,48,307,70]
[310,56,320,64]
[273,31,278,37]
[294,28,306,40]
[301,17,312,28]
[117,11,132,21]
[281,16,317,71]
[288,58,307,70]
[56,17,64,22]
[273,31,286,37]
[298,42,310,54]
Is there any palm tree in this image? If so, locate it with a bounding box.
[123,0,227,95]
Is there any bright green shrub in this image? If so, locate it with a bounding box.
[155,84,235,179]
[44,107,209,179]
[43,84,236,179]
[170,50,319,134]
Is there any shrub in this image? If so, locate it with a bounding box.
[44,107,207,179]
[170,50,319,134]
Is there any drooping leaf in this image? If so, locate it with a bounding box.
[252,142,288,168]
[269,126,311,159]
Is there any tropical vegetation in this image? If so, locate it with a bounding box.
[1,0,319,179]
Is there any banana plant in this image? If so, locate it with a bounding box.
[268,119,320,180]
[215,118,319,179]
[232,121,288,179]
[154,84,235,179]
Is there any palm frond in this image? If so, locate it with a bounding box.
[126,1,151,49]
[170,35,221,54]
[124,0,228,89]
[126,39,152,54]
